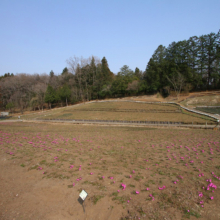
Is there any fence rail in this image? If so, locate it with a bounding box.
[32,118,216,126]
[69,109,181,113]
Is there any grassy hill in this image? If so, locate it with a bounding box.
[19,101,216,124]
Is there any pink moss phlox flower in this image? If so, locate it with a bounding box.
[149,194,155,201]
[158,186,165,190]
[110,177,113,179]
[132,170,135,173]
[121,183,126,190]
[136,191,139,194]
[210,196,214,200]
[146,188,149,191]
[117,190,120,192]
[129,175,132,178]
[207,182,217,190]
[198,192,203,197]
[73,183,75,186]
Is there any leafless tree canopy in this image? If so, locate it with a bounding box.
[0,56,106,113]
[0,73,49,113]
[166,72,185,100]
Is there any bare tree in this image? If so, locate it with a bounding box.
[66,56,101,102]
[166,72,185,100]
[32,82,47,110]
[0,73,49,113]
[67,56,89,102]
[127,80,139,92]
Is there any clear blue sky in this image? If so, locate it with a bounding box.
[0,0,219,75]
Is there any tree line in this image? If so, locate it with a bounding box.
[0,30,219,113]
[144,30,220,95]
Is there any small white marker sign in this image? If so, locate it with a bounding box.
[79,190,88,201]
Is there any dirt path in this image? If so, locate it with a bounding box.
[1,119,219,130]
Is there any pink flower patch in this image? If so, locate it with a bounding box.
[158,186,166,190]
[121,183,126,190]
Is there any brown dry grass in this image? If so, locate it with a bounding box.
[19,101,216,124]
[0,122,220,219]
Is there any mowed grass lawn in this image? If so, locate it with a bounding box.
[21,101,216,124]
[0,122,220,219]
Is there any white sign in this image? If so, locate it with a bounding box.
[79,190,88,201]
[1,112,9,116]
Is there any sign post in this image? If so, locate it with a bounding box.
[78,190,88,213]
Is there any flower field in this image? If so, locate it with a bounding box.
[0,122,220,219]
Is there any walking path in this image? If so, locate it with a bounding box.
[1,119,219,130]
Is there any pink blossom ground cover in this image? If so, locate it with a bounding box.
[0,122,220,219]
